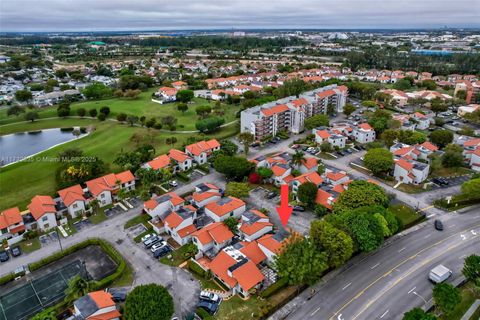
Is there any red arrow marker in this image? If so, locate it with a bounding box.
[276,184,293,227]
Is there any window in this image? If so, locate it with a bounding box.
[73,204,78,208]
[101,194,105,198]
[42,216,48,222]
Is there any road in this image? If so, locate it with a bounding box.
[271,207,480,320]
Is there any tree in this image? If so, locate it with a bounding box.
[225,182,250,199]
[291,151,306,169]
[127,115,139,126]
[257,167,273,180]
[343,103,356,117]
[462,254,480,287]
[117,113,128,122]
[393,78,412,90]
[7,105,26,117]
[177,103,188,113]
[223,217,239,233]
[176,89,194,103]
[64,276,90,303]
[363,148,394,176]
[220,140,239,156]
[441,144,464,168]
[97,113,106,121]
[432,283,461,316]
[238,132,255,156]
[430,98,448,115]
[368,109,392,134]
[314,204,328,217]
[57,105,70,118]
[31,309,57,320]
[429,130,453,148]
[381,129,399,148]
[15,89,32,102]
[275,234,328,285]
[195,105,212,118]
[398,130,427,145]
[124,89,142,99]
[77,108,86,117]
[145,117,156,128]
[310,220,353,268]
[82,83,112,100]
[214,155,255,180]
[297,182,318,208]
[320,141,333,153]
[124,284,174,320]
[88,108,98,117]
[304,114,330,130]
[403,308,437,320]
[25,111,39,122]
[461,178,480,201]
[333,180,389,214]
[99,106,110,116]
[195,117,224,133]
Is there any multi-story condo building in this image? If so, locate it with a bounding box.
[240,85,348,140]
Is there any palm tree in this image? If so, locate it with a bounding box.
[64,276,90,303]
[292,151,306,169]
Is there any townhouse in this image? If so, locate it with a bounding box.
[164,205,198,245]
[0,207,26,242]
[351,123,376,144]
[204,196,246,222]
[85,171,135,207]
[378,89,409,107]
[191,222,234,256]
[155,87,177,103]
[461,138,480,171]
[239,209,273,242]
[143,149,192,173]
[240,85,348,140]
[411,112,432,130]
[257,232,288,264]
[57,184,87,219]
[185,139,221,165]
[392,114,417,131]
[457,104,480,117]
[73,291,121,320]
[291,171,323,195]
[143,192,185,220]
[390,142,439,162]
[393,158,429,185]
[191,183,222,208]
[27,195,58,231]
[313,128,347,149]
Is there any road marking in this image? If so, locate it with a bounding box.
[398,247,406,253]
[459,254,467,260]
[419,205,433,212]
[337,314,344,320]
[311,307,321,316]
[408,287,416,294]
[328,223,480,320]
[371,263,380,270]
[472,230,477,236]
[461,234,467,240]
[426,213,437,218]
[342,282,352,290]
[380,310,389,318]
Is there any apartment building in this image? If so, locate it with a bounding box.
[240,85,348,140]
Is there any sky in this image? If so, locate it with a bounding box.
[1,0,479,32]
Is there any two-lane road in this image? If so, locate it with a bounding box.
[278,208,480,320]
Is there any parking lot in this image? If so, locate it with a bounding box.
[72,219,92,232]
[126,224,147,238]
[39,231,59,246]
[429,174,472,189]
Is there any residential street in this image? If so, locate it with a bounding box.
[271,207,480,320]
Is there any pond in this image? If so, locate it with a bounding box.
[0,128,87,166]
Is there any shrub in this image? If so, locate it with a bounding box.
[176,172,190,182]
[260,278,289,298]
[187,260,207,278]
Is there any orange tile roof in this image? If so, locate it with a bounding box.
[192,222,234,245]
[28,195,56,220]
[205,197,245,218]
[414,112,426,118]
[147,154,171,170]
[317,89,336,99]
[177,224,197,238]
[302,157,318,169]
[58,184,85,207]
[115,170,135,184]
[239,241,267,265]
[271,164,289,177]
[316,130,331,139]
[332,184,345,193]
[168,149,190,163]
[291,98,309,107]
[396,159,414,171]
[326,171,347,181]
[358,123,373,131]
[144,192,184,210]
[393,146,414,156]
[158,87,177,95]
[208,251,238,288]
[86,171,134,196]
[88,291,116,309]
[232,260,265,291]
[192,191,221,202]
[261,104,289,117]
[186,139,220,156]
[0,207,23,229]
[240,219,272,236]
[293,171,323,186]
[257,234,283,254]
[88,310,122,320]
[315,189,333,209]
[464,138,480,147]
[172,81,186,86]
[164,212,184,229]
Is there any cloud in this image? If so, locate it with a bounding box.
[1,0,479,31]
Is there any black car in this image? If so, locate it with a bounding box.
[432,178,449,186]
[344,149,353,154]
[434,220,444,231]
[10,246,21,257]
[153,245,172,258]
[266,192,278,199]
[0,250,9,262]
[337,150,346,157]
[293,205,305,212]
[106,288,128,302]
[197,301,219,315]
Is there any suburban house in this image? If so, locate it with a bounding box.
[352,123,376,144]
[57,184,87,219]
[143,192,185,219]
[291,171,323,194]
[0,207,26,242]
[392,114,417,131]
[390,142,438,161]
[458,104,480,117]
[185,139,221,165]
[379,89,409,107]
[204,197,246,222]
[191,183,222,208]
[172,81,187,90]
[468,148,480,172]
[85,171,135,207]
[156,87,177,103]
[313,128,347,149]
[271,163,293,186]
[27,195,58,231]
[257,232,288,264]
[164,205,198,245]
[393,158,429,185]
[462,138,480,171]
[191,222,234,256]
[73,291,121,320]
[143,149,192,173]
[299,157,319,174]
[239,209,273,242]
[411,112,432,130]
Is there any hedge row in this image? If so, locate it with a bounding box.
[260,277,289,298]
[196,164,210,174]
[176,172,190,182]
[0,272,16,286]
[187,259,207,278]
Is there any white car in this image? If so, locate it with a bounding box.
[141,233,155,243]
[170,180,178,187]
[150,241,168,253]
[200,290,221,303]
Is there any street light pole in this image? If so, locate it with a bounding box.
[56,229,63,252]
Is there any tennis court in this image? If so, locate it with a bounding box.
[0,260,87,320]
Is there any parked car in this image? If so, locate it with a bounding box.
[200,291,221,303]
[434,220,444,231]
[293,205,305,212]
[432,177,449,186]
[0,251,9,262]
[150,241,168,253]
[170,180,178,187]
[141,233,155,243]
[266,192,278,199]
[337,150,346,157]
[429,265,452,283]
[250,142,260,148]
[10,246,21,257]
[291,144,299,149]
[197,301,219,315]
[153,245,172,258]
[106,288,128,302]
[302,146,309,151]
[344,149,353,154]
[144,236,160,248]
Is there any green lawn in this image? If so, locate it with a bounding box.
[159,244,196,266]
[19,238,41,254]
[0,89,241,131]
[437,282,480,320]
[89,210,108,224]
[216,296,267,320]
[124,214,151,230]
[389,204,423,227]
[110,261,135,287]
[0,118,238,211]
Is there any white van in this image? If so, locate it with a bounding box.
[429,265,452,283]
